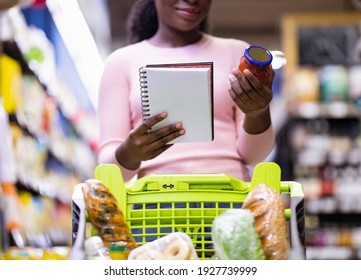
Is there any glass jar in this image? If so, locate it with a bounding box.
[108,241,130,260]
[238,45,273,88]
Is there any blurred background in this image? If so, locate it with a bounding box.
[1,0,361,260]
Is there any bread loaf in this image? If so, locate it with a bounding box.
[82,179,137,250]
[242,184,289,260]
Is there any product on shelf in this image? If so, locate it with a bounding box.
[1,246,70,260]
[290,67,320,105]
[0,54,21,114]
[211,209,265,260]
[348,65,361,109]
[82,179,137,251]
[0,182,25,247]
[128,232,198,260]
[0,3,100,256]
[319,65,348,103]
[242,183,290,260]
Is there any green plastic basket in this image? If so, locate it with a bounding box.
[93,162,305,260]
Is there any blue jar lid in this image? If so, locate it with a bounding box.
[244,45,273,67]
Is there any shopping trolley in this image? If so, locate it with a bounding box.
[72,162,305,260]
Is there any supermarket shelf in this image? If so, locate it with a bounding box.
[289,102,361,119]
[2,39,98,151]
[307,212,361,226]
[0,5,99,249]
[306,246,358,260]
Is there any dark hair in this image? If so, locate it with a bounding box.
[126,0,209,44]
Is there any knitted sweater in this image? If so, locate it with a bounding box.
[97,34,275,182]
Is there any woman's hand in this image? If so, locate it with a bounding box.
[115,112,185,170]
[228,67,274,134]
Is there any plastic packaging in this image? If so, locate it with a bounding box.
[82,179,137,251]
[211,209,265,260]
[242,184,290,260]
[128,232,198,260]
[84,236,111,260]
[238,45,273,88]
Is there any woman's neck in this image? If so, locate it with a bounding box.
[148,29,204,48]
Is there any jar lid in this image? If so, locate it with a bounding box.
[244,45,273,67]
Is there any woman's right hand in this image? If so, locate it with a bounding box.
[115,112,185,170]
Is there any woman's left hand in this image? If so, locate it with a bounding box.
[228,67,273,115]
[228,67,274,134]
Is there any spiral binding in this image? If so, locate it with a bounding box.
[139,67,150,123]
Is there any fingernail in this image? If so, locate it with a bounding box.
[179,129,185,135]
[176,122,182,128]
[243,69,251,75]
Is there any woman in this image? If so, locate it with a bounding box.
[97,0,275,182]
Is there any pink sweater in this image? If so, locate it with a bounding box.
[97,34,275,182]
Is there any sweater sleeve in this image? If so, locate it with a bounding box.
[228,39,275,167]
[96,51,138,182]
[235,108,275,167]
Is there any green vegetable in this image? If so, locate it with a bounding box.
[211,209,265,260]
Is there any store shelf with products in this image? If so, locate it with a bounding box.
[1,37,97,201]
[276,12,361,259]
[0,3,101,257]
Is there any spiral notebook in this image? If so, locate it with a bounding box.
[139,62,214,144]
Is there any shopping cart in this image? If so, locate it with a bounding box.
[72,162,305,260]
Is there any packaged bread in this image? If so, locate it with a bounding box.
[128,232,198,260]
[82,179,137,251]
[242,184,289,260]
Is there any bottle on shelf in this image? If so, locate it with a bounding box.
[84,236,111,260]
[0,187,9,256]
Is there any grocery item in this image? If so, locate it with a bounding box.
[319,65,348,103]
[163,239,192,260]
[348,65,361,110]
[0,187,8,254]
[238,45,273,88]
[108,241,131,260]
[82,179,137,251]
[128,232,198,260]
[291,67,320,104]
[133,249,165,260]
[84,236,111,260]
[0,182,25,248]
[1,246,70,260]
[211,209,266,260]
[242,184,290,260]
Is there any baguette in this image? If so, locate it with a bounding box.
[82,179,137,250]
[242,184,289,260]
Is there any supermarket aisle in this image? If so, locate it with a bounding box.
[1,0,361,260]
[0,1,99,258]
